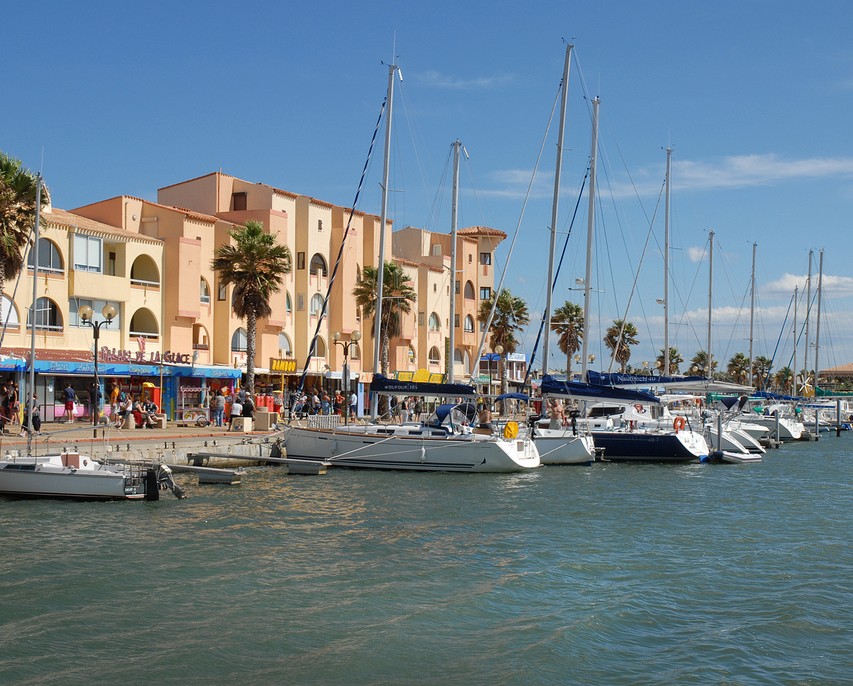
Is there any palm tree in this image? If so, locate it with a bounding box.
[752,355,773,390]
[551,301,583,378]
[774,366,794,394]
[353,261,416,376]
[212,220,291,395]
[689,350,717,378]
[655,347,683,375]
[1,152,48,295]
[604,319,639,373]
[726,352,750,385]
[478,289,529,397]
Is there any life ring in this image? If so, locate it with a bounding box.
[503,421,519,439]
[673,416,686,433]
[633,403,645,414]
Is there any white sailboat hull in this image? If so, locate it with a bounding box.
[0,454,145,500]
[532,428,595,465]
[284,425,540,472]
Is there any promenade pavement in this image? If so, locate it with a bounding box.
[0,418,284,463]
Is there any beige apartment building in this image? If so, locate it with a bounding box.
[2,170,506,421]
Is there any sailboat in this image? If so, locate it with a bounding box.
[529,43,596,466]
[0,175,184,500]
[556,137,709,463]
[282,63,540,473]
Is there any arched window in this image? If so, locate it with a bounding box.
[129,308,159,338]
[27,297,63,331]
[285,292,293,314]
[200,277,211,304]
[349,344,361,361]
[315,337,327,357]
[428,312,441,332]
[309,253,328,277]
[464,315,474,333]
[428,346,441,364]
[129,255,160,286]
[27,238,64,273]
[231,328,248,352]
[278,332,292,355]
[1,295,20,327]
[464,280,475,299]
[454,348,464,364]
[193,323,210,350]
[408,345,416,364]
[309,293,325,316]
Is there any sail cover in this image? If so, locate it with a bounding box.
[370,374,477,398]
[540,375,659,403]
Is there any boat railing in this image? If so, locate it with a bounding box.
[307,415,342,429]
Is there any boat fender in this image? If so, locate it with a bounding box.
[673,416,686,433]
[503,421,519,439]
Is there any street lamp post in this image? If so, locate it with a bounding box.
[79,304,117,438]
[333,330,361,426]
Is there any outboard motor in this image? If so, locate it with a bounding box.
[156,464,187,499]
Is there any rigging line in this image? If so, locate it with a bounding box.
[605,177,665,373]
[425,145,453,235]
[468,76,562,377]
[522,166,589,387]
[396,82,434,230]
[295,96,388,399]
[764,291,794,387]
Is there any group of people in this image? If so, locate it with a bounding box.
[108,382,158,429]
[291,387,358,420]
[1,381,42,436]
[207,388,257,429]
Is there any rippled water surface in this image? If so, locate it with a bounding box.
[1,436,850,685]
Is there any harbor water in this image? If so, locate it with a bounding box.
[1,435,850,685]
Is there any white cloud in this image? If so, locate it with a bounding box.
[416,70,515,90]
[687,246,706,263]
[764,272,853,298]
[573,154,853,199]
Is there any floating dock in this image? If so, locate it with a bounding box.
[186,452,328,476]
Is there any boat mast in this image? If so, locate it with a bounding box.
[804,248,813,383]
[448,139,463,384]
[371,61,400,419]
[543,43,573,377]
[706,229,714,379]
[26,175,42,456]
[580,96,599,382]
[813,248,824,392]
[792,285,798,393]
[748,242,756,386]
[663,146,671,376]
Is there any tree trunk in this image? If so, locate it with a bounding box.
[246,310,257,396]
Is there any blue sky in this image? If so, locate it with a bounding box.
[4,0,853,376]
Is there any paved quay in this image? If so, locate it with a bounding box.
[0,420,284,466]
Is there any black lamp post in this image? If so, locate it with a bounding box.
[333,330,361,426]
[79,304,117,438]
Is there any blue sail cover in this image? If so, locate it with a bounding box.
[587,370,707,387]
[540,375,659,403]
[370,374,477,398]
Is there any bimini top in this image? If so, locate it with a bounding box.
[370,374,477,398]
